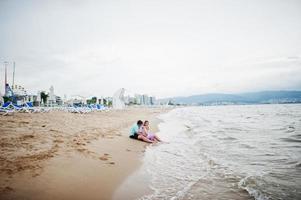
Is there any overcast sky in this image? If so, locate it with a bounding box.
[0,0,300,98]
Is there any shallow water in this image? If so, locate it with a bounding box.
[138,104,301,200]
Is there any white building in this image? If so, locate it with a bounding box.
[55,96,63,105]
[12,84,27,96]
[65,95,86,106]
[133,94,156,105]
[142,94,149,105]
[26,94,36,102]
[150,96,156,105]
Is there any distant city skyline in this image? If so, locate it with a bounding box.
[1,0,301,98]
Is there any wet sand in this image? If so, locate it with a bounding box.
[0,107,166,200]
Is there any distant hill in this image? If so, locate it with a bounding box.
[159,91,301,105]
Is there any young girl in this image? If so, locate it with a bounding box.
[142,120,161,142]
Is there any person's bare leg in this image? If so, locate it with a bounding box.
[154,135,161,142]
[138,135,153,143]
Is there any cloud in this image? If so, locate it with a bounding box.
[0,0,301,98]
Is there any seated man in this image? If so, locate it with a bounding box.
[129,120,153,143]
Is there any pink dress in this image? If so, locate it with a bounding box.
[147,133,155,140]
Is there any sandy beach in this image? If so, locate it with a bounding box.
[0,107,167,200]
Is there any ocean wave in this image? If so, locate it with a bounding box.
[295,162,301,168]
[293,134,301,138]
[224,127,244,131]
[219,136,237,141]
[238,176,269,200]
[281,138,301,143]
[285,125,296,133]
[239,143,256,149]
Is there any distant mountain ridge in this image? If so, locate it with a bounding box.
[159,91,301,105]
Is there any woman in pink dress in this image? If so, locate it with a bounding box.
[142,120,161,142]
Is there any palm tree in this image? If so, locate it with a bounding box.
[40,92,49,105]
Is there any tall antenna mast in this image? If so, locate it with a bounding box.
[4,61,8,96]
[4,61,8,85]
[12,61,15,87]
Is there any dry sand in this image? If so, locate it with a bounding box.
[0,107,168,200]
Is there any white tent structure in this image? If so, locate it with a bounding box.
[113,88,125,109]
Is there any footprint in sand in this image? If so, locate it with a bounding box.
[99,153,110,161]
[99,154,115,165]
[1,186,14,193]
[53,139,64,143]
[32,173,40,178]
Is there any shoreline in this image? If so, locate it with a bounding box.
[0,107,169,200]
[113,116,163,200]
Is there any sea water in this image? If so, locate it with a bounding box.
[138,104,301,200]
